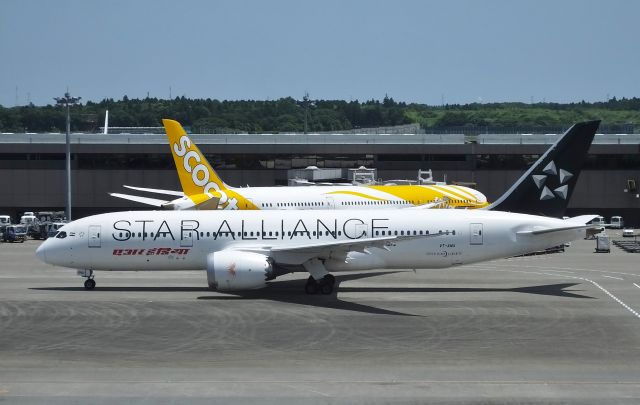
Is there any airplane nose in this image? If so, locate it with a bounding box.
[35,242,47,263]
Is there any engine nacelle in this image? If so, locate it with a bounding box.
[206,251,273,291]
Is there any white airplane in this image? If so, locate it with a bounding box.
[35,120,600,292]
[110,119,489,210]
[36,208,598,292]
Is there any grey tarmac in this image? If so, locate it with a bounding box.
[1,231,640,404]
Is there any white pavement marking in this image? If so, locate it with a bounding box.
[492,263,640,278]
[499,268,640,321]
[601,275,624,280]
[634,283,640,290]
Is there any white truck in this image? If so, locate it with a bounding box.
[609,216,624,229]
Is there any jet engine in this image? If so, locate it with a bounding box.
[206,251,273,291]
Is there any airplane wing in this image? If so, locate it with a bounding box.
[231,233,446,265]
[109,193,168,207]
[405,197,450,209]
[123,185,185,197]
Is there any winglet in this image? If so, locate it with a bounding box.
[487,120,600,217]
[162,119,230,197]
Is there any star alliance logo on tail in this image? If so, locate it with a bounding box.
[531,161,573,201]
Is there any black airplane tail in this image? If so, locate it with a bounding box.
[487,120,600,218]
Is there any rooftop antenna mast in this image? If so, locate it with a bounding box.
[297,92,316,134]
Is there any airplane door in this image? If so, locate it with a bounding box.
[181,230,194,247]
[355,223,369,238]
[88,225,101,248]
[325,196,336,209]
[470,223,483,245]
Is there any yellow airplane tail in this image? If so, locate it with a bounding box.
[162,119,256,210]
[162,119,230,197]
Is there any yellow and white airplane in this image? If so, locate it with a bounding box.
[110,119,488,210]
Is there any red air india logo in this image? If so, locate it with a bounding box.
[113,248,190,256]
[227,262,237,278]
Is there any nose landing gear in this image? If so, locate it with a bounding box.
[77,269,96,290]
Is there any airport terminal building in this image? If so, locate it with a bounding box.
[1,131,639,224]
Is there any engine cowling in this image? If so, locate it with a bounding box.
[206,250,273,291]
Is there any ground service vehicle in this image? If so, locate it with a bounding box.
[2,225,27,243]
[610,216,624,229]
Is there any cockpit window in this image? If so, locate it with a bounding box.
[55,231,67,239]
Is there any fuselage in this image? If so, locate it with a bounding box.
[37,209,583,273]
[221,183,488,210]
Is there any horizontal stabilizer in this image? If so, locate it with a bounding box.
[109,193,168,207]
[123,185,184,197]
[517,215,602,236]
[517,224,593,236]
[566,214,600,224]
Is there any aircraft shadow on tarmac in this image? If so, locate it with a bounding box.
[198,271,595,317]
[31,271,594,317]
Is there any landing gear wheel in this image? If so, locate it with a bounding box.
[84,278,96,290]
[320,274,335,295]
[323,274,336,286]
[320,282,333,295]
[304,276,319,295]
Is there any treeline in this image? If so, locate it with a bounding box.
[1,96,639,133]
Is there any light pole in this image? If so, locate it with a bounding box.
[54,92,81,221]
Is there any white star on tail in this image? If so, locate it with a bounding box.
[531,161,573,200]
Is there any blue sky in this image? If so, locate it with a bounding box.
[1,0,638,106]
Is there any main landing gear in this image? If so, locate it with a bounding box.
[78,269,96,290]
[305,274,336,295]
[302,258,335,295]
